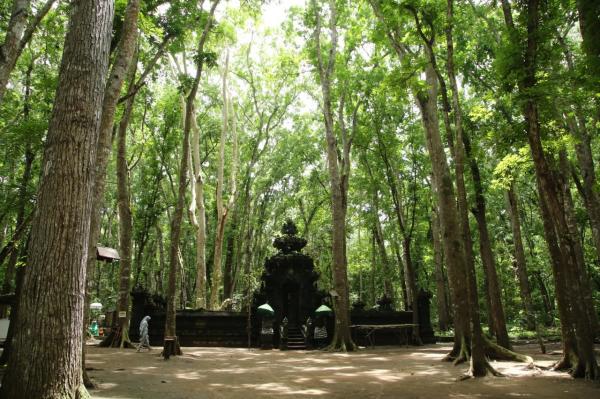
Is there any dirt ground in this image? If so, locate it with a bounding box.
[86,342,600,399]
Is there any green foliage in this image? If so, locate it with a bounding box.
[0,0,598,338]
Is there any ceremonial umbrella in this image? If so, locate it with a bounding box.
[257,303,275,317]
[315,304,333,316]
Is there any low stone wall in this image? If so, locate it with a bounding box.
[145,310,258,347]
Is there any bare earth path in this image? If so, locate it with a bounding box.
[87,343,600,399]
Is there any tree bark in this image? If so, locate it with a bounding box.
[414,62,473,368]
[209,52,229,309]
[312,0,354,351]
[86,0,140,356]
[189,94,208,309]
[115,55,138,348]
[223,215,237,300]
[558,35,600,266]
[0,0,113,396]
[432,207,450,331]
[511,0,598,378]
[371,208,393,299]
[165,0,220,345]
[505,184,536,331]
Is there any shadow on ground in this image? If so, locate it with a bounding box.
[87,343,600,399]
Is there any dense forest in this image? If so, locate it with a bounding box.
[0,0,598,397]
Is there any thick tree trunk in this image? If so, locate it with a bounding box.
[505,184,536,331]
[559,37,600,266]
[472,201,510,348]
[559,152,598,337]
[516,0,598,378]
[432,208,450,331]
[0,0,113,396]
[415,63,470,364]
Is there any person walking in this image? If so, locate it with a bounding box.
[137,316,151,352]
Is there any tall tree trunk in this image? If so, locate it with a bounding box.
[391,239,408,309]
[505,0,598,378]
[558,36,600,265]
[189,95,207,309]
[432,207,450,331]
[376,128,419,332]
[223,216,237,300]
[0,0,113,396]
[372,213,393,299]
[362,156,393,300]
[86,0,140,361]
[505,184,536,331]
[312,0,354,351]
[559,151,598,336]
[209,50,236,309]
[156,223,165,295]
[166,0,220,345]
[414,62,472,369]
[442,0,511,349]
[115,56,137,348]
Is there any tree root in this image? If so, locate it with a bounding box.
[325,340,357,352]
[76,384,91,399]
[98,327,135,349]
[449,335,534,378]
[458,362,505,381]
[484,338,533,364]
[551,355,573,371]
[442,340,461,362]
[569,358,600,380]
[452,336,470,366]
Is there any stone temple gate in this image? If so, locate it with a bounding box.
[253,220,327,347]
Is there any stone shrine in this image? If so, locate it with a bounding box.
[253,220,325,347]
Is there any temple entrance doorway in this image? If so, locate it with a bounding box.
[282,280,300,327]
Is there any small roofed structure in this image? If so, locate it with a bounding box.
[96,246,120,263]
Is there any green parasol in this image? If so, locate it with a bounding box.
[315,304,333,316]
[257,303,275,317]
